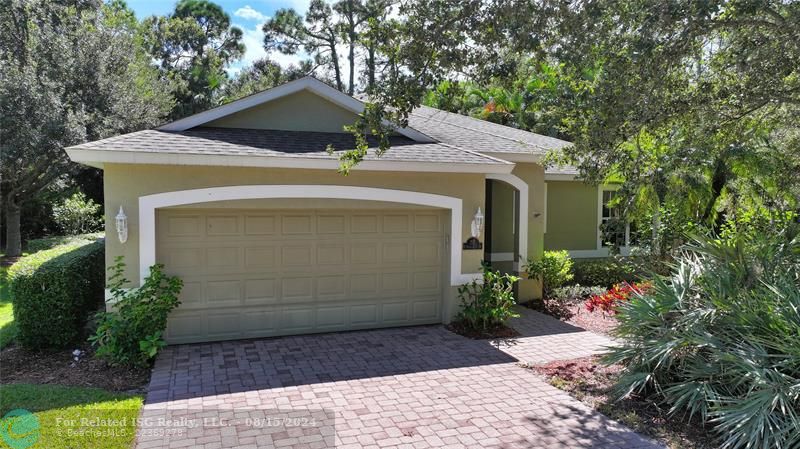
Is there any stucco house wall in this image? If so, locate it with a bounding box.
[544,181,598,251]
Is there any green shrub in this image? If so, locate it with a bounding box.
[524,250,574,298]
[26,233,105,253]
[606,230,800,449]
[90,257,182,366]
[456,263,520,332]
[572,256,651,287]
[9,238,105,349]
[52,192,103,235]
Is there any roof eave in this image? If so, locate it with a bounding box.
[66,148,514,175]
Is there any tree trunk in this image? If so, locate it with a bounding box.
[5,199,21,257]
[367,45,376,91]
[348,38,355,95]
[701,158,728,226]
[330,41,343,92]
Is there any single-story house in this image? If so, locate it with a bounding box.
[66,76,626,344]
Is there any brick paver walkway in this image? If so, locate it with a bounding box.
[137,308,661,449]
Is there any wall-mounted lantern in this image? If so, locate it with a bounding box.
[115,206,128,244]
[464,207,484,250]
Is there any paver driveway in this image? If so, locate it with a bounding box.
[137,308,662,449]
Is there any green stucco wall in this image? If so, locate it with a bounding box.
[490,180,515,253]
[544,181,598,251]
[206,90,358,133]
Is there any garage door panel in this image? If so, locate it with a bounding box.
[206,215,240,236]
[243,278,278,304]
[244,246,277,268]
[382,302,410,323]
[158,208,445,343]
[281,215,313,234]
[383,215,410,233]
[243,214,276,235]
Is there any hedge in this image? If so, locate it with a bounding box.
[26,232,105,254]
[9,237,105,349]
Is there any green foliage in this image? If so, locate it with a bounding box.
[456,263,520,332]
[524,250,574,298]
[52,193,102,235]
[572,257,659,288]
[8,239,105,349]
[91,257,182,366]
[0,0,173,256]
[26,233,105,254]
[548,284,607,301]
[606,230,800,449]
[143,0,243,118]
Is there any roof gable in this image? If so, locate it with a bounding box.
[204,90,360,133]
[159,77,434,142]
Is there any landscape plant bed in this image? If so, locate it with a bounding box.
[446,321,520,340]
[526,298,618,336]
[528,356,715,449]
[0,342,150,393]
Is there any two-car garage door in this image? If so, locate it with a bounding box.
[156,208,446,344]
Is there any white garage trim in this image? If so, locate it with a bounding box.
[485,173,528,262]
[139,185,479,287]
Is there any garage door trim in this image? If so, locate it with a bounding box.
[139,185,479,287]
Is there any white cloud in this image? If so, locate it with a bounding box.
[234,5,268,22]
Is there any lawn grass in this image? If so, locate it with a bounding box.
[0,384,143,449]
[0,265,16,349]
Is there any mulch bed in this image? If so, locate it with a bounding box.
[445,321,520,340]
[528,356,715,449]
[0,342,151,393]
[527,297,618,336]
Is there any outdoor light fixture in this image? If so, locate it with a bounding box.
[115,206,128,244]
[464,207,484,250]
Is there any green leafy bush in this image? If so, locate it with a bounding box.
[456,263,520,332]
[52,192,103,235]
[26,233,105,253]
[572,256,653,287]
[549,284,606,301]
[524,250,574,298]
[606,230,800,449]
[90,257,182,366]
[9,238,105,349]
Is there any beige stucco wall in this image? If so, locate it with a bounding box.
[103,164,488,319]
[511,163,546,300]
[544,181,598,251]
[206,90,358,133]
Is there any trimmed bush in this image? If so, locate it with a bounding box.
[524,250,574,298]
[9,238,105,349]
[572,256,648,287]
[26,233,104,253]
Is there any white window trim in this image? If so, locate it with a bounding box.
[138,185,480,287]
[485,173,529,262]
[597,185,631,251]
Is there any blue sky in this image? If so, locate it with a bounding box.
[126,0,311,74]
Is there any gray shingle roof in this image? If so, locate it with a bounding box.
[69,127,507,165]
[408,106,572,155]
[544,164,580,176]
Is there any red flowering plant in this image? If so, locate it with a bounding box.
[585,281,651,314]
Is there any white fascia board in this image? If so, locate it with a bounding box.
[66,148,514,174]
[480,152,544,163]
[157,77,435,143]
[544,173,580,181]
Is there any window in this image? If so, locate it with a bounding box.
[599,189,629,248]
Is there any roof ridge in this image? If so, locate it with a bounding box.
[435,141,513,165]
